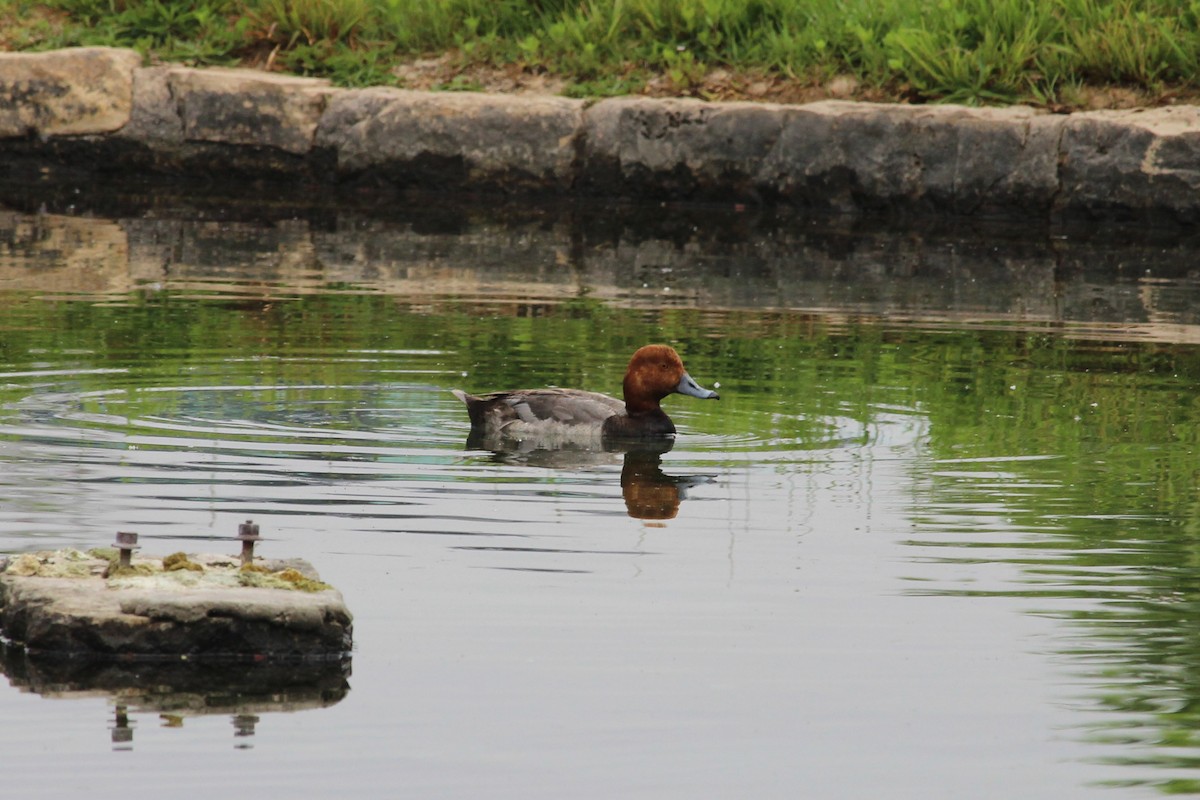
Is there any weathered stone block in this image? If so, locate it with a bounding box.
[317,87,583,190]
[1061,107,1200,221]
[169,67,332,154]
[765,102,1064,214]
[119,65,183,145]
[582,96,785,199]
[582,98,1064,213]
[0,47,141,138]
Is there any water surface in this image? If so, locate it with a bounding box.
[3,197,1200,798]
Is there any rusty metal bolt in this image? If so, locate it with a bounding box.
[113,531,139,569]
[237,520,261,566]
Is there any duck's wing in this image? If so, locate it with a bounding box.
[505,389,624,426]
[452,388,622,429]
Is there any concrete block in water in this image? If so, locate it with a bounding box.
[0,549,352,659]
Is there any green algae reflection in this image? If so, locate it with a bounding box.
[5,291,1200,790]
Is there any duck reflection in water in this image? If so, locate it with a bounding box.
[617,439,711,521]
[461,432,712,520]
[452,344,720,521]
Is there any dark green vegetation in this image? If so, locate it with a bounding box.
[3,0,1200,106]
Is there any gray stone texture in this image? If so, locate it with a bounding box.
[3,47,1200,221]
[170,67,332,154]
[1060,107,1200,219]
[316,87,583,189]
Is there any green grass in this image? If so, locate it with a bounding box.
[3,0,1200,105]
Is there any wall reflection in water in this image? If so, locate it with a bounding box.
[4,186,1200,340]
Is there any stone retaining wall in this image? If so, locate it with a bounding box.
[3,46,1200,223]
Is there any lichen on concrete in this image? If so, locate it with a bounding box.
[163,552,204,572]
[5,549,101,578]
[238,565,332,593]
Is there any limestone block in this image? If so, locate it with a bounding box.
[1061,106,1200,220]
[0,47,141,138]
[584,97,1064,212]
[582,96,785,197]
[168,67,333,154]
[317,87,584,189]
[120,64,184,144]
[766,102,1064,213]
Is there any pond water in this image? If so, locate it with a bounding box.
[3,191,1200,798]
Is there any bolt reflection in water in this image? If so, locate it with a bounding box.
[107,709,261,750]
[233,714,259,749]
[109,706,133,751]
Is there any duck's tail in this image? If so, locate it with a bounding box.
[450,389,486,427]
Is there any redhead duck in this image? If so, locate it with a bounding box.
[452,344,719,441]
